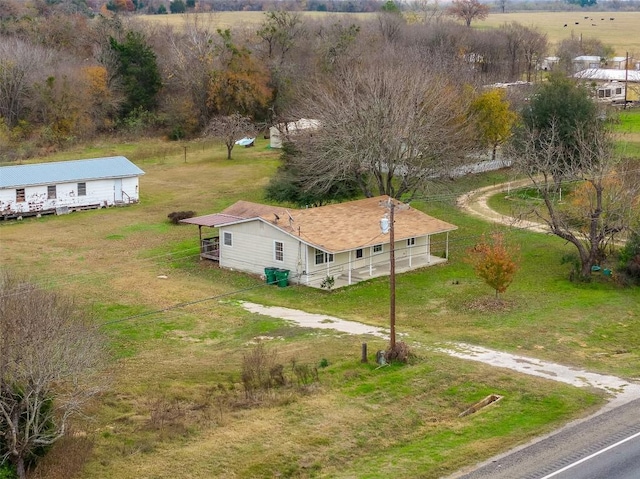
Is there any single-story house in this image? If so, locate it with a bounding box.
[606,56,638,70]
[181,196,457,289]
[0,156,144,219]
[572,55,603,72]
[269,119,320,149]
[574,69,640,102]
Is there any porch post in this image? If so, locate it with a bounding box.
[446,232,450,259]
[348,250,352,285]
[369,247,373,276]
[409,241,412,268]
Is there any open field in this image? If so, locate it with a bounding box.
[479,11,640,55]
[140,10,640,56]
[1,135,639,478]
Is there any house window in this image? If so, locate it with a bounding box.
[223,232,232,247]
[407,237,416,246]
[47,185,56,199]
[315,249,334,265]
[16,188,25,202]
[615,87,622,95]
[356,249,363,259]
[373,244,383,253]
[275,241,284,261]
[78,182,86,196]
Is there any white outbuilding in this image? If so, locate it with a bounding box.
[269,119,320,148]
[0,156,144,219]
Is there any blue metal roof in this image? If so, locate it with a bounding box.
[0,156,145,189]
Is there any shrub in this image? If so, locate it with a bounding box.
[617,231,640,285]
[385,341,412,364]
[167,211,196,224]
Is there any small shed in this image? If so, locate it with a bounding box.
[0,156,145,219]
[269,119,320,148]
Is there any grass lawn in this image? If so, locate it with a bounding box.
[1,137,637,478]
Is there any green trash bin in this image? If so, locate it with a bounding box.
[264,267,277,285]
[275,268,290,288]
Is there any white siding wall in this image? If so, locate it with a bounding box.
[220,220,303,280]
[0,177,140,215]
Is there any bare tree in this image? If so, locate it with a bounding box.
[255,10,306,66]
[288,47,475,200]
[0,271,106,479]
[203,113,256,160]
[446,0,490,28]
[509,122,640,279]
[0,39,51,127]
[164,15,219,128]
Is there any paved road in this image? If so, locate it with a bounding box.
[451,398,640,479]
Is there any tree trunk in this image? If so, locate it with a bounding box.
[227,145,233,160]
[15,456,26,479]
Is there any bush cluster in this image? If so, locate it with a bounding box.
[167,211,196,224]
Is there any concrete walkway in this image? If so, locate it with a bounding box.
[239,302,640,408]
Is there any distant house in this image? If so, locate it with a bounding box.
[572,55,603,72]
[269,119,320,149]
[574,68,640,103]
[0,156,144,219]
[539,56,559,71]
[181,196,457,289]
[607,56,638,70]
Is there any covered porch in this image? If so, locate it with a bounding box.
[332,253,448,289]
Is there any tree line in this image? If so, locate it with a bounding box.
[1,0,613,159]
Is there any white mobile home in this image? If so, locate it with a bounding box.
[182,196,457,289]
[0,156,144,219]
[574,69,640,103]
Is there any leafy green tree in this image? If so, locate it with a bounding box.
[109,31,162,119]
[519,72,598,182]
[471,88,517,161]
[566,0,596,6]
[170,0,186,13]
[618,230,640,285]
[510,100,640,279]
[381,0,400,13]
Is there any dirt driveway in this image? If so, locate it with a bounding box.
[239,302,640,410]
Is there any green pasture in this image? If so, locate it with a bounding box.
[3,121,639,477]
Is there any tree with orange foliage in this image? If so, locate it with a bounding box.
[446,0,490,27]
[208,29,272,118]
[466,232,519,298]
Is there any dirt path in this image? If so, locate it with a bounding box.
[239,302,640,409]
[456,179,549,233]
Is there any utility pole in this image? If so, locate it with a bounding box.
[389,200,396,349]
[624,51,629,110]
